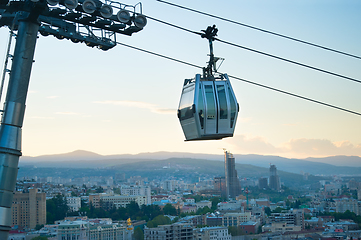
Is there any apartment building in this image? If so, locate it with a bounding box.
[194,226,231,240]
[67,196,81,211]
[269,209,304,229]
[263,222,302,233]
[222,212,252,227]
[11,188,46,229]
[335,198,360,215]
[89,193,147,208]
[57,220,127,240]
[144,223,194,240]
[121,185,151,205]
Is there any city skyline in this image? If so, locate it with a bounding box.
[0,0,360,159]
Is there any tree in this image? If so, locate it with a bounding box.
[134,227,144,240]
[228,226,244,236]
[141,205,162,221]
[113,188,121,195]
[163,204,177,216]
[228,226,238,236]
[35,224,44,230]
[272,207,286,213]
[264,207,271,216]
[30,237,48,240]
[46,194,69,224]
[196,206,212,215]
[147,215,171,228]
[95,186,104,193]
[210,197,222,210]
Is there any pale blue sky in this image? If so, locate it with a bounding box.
[0,0,360,158]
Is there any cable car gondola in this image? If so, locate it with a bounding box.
[177,25,239,141]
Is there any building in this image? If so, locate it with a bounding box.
[67,197,81,212]
[11,188,46,229]
[57,220,127,240]
[269,209,304,229]
[239,221,260,234]
[217,200,242,212]
[144,223,194,240]
[214,177,226,198]
[269,164,281,191]
[163,180,175,191]
[262,222,302,233]
[224,151,241,199]
[89,194,101,208]
[181,205,197,214]
[335,198,359,215]
[89,193,147,209]
[196,200,212,210]
[121,185,151,205]
[195,226,231,240]
[180,215,206,227]
[258,177,268,189]
[206,215,223,227]
[222,212,252,227]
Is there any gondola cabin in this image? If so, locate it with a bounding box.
[177,73,239,141]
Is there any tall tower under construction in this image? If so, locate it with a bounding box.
[224,151,241,199]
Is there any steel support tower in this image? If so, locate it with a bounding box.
[0,0,147,237]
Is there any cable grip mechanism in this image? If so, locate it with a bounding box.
[201,25,223,80]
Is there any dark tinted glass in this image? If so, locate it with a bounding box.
[217,84,228,119]
[205,85,215,120]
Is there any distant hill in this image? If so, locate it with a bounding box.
[17,157,325,188]
[19,150,361,176]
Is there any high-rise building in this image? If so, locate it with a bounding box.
[258,177,268,189]
[214,176,227,198]
[269,164,280,191]
[224,151,241,199]
[11,188,46,229]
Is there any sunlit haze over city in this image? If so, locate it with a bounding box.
[1,0,360,159]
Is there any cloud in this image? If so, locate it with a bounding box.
[94,100,175,115]
[284,139,361,157]
[47,96,59,99]
[226,135,361,157]
[226,135,283,155]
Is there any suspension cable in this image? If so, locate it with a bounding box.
[115,41,361,117]
[155,0,361,60]
[144,16,361,84]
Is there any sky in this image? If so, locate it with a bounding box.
[0,0,360,158]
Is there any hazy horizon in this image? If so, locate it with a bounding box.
[1,0,360,158]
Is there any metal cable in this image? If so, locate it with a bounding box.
[156,0,361,60]
[115,41,361,117]
[145,15,361,84]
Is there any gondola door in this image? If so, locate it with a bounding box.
[214,81,229,134]
[202,81,217,136]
